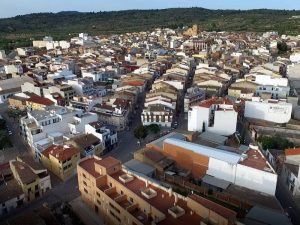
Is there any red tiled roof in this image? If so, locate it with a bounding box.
[285,148,300,156]
[188,194,237,219]
[239,149,272,172]
[89,121,104,129]
[42,144,79,161]
[26,94,54,106]
[198,97,233,108]
[122,80,145,86]
[113,98,130,108]
[96,156,120,169]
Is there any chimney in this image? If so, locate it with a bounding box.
[168,187,172,197]
[174,193,178,205]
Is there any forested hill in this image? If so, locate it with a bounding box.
[0,8,300,49]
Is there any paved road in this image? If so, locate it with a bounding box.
[106,93,145,163]
[0,174,79,222]
[0,104,30,162]
[70,197,105,225]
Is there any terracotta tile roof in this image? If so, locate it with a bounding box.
[26,94,54,106]
[113,98,130,108]
[70,134,101,150]
[11,161,39,185]
[239,149,272,172]
[89,121,104,129]
[198,97,233,108]
[78,157,101,178]
[96,156,120,169]
[42,144,79,162]
[122,80,145,86]
[0,178,23,203]
[188,194,237,219]
[79,156,238,225]
[285,148,300,156]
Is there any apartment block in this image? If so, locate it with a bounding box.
[77,156,237,225]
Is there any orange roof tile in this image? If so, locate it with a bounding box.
[96,156,120,169]
[26,94,54,106]
[42,144,79,161]
[198,97,233,108]
[285,148,300,156]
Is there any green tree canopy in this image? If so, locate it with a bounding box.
[146,124,161,134]
[257,135,295,150]
[134,125,148,140]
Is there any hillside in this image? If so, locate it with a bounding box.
[0,8,300,50]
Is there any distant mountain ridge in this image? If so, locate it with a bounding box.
[0,7,299,50]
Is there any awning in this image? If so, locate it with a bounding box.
[202,175,231,190]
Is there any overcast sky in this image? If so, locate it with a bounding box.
[1,0,300,18]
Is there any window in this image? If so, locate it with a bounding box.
[84,188,88,194]
[129,197,133,203]
[83,181,87,186]
[121,190,123,195]
[96,192,100,197]
[83,173,86,178]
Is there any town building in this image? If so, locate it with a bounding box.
[66,133,103,157]
[41,144,80,181]
[77,155,238,225]
[157,138,277,195]
[245,98,292,124]
[188,97,237,136]
[20,106,82,156]
[282,148,300,196]
[9,156,51,202]
[85,122,118,154]
[0,76,33,104]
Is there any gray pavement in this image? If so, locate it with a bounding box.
[70,197,105,225]
[0,103,30,163]
[0,173,80,222]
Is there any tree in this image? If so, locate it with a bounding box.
[257,135,295,150]
[134,125,148,140]
[277,42,288,54]
[146,124,160,134]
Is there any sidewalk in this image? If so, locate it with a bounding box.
[69,197,105,225]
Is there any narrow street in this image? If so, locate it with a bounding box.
[276,179,300,225]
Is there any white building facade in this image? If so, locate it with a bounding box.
[188,99,237,136]
[245,99,292,123]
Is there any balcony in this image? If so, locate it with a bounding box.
[141,188,157,199]
[115,195,133,209]
[168,205,185,218]
[104,186,120,200]
[127,206,152,225]
[119,174,134,184]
